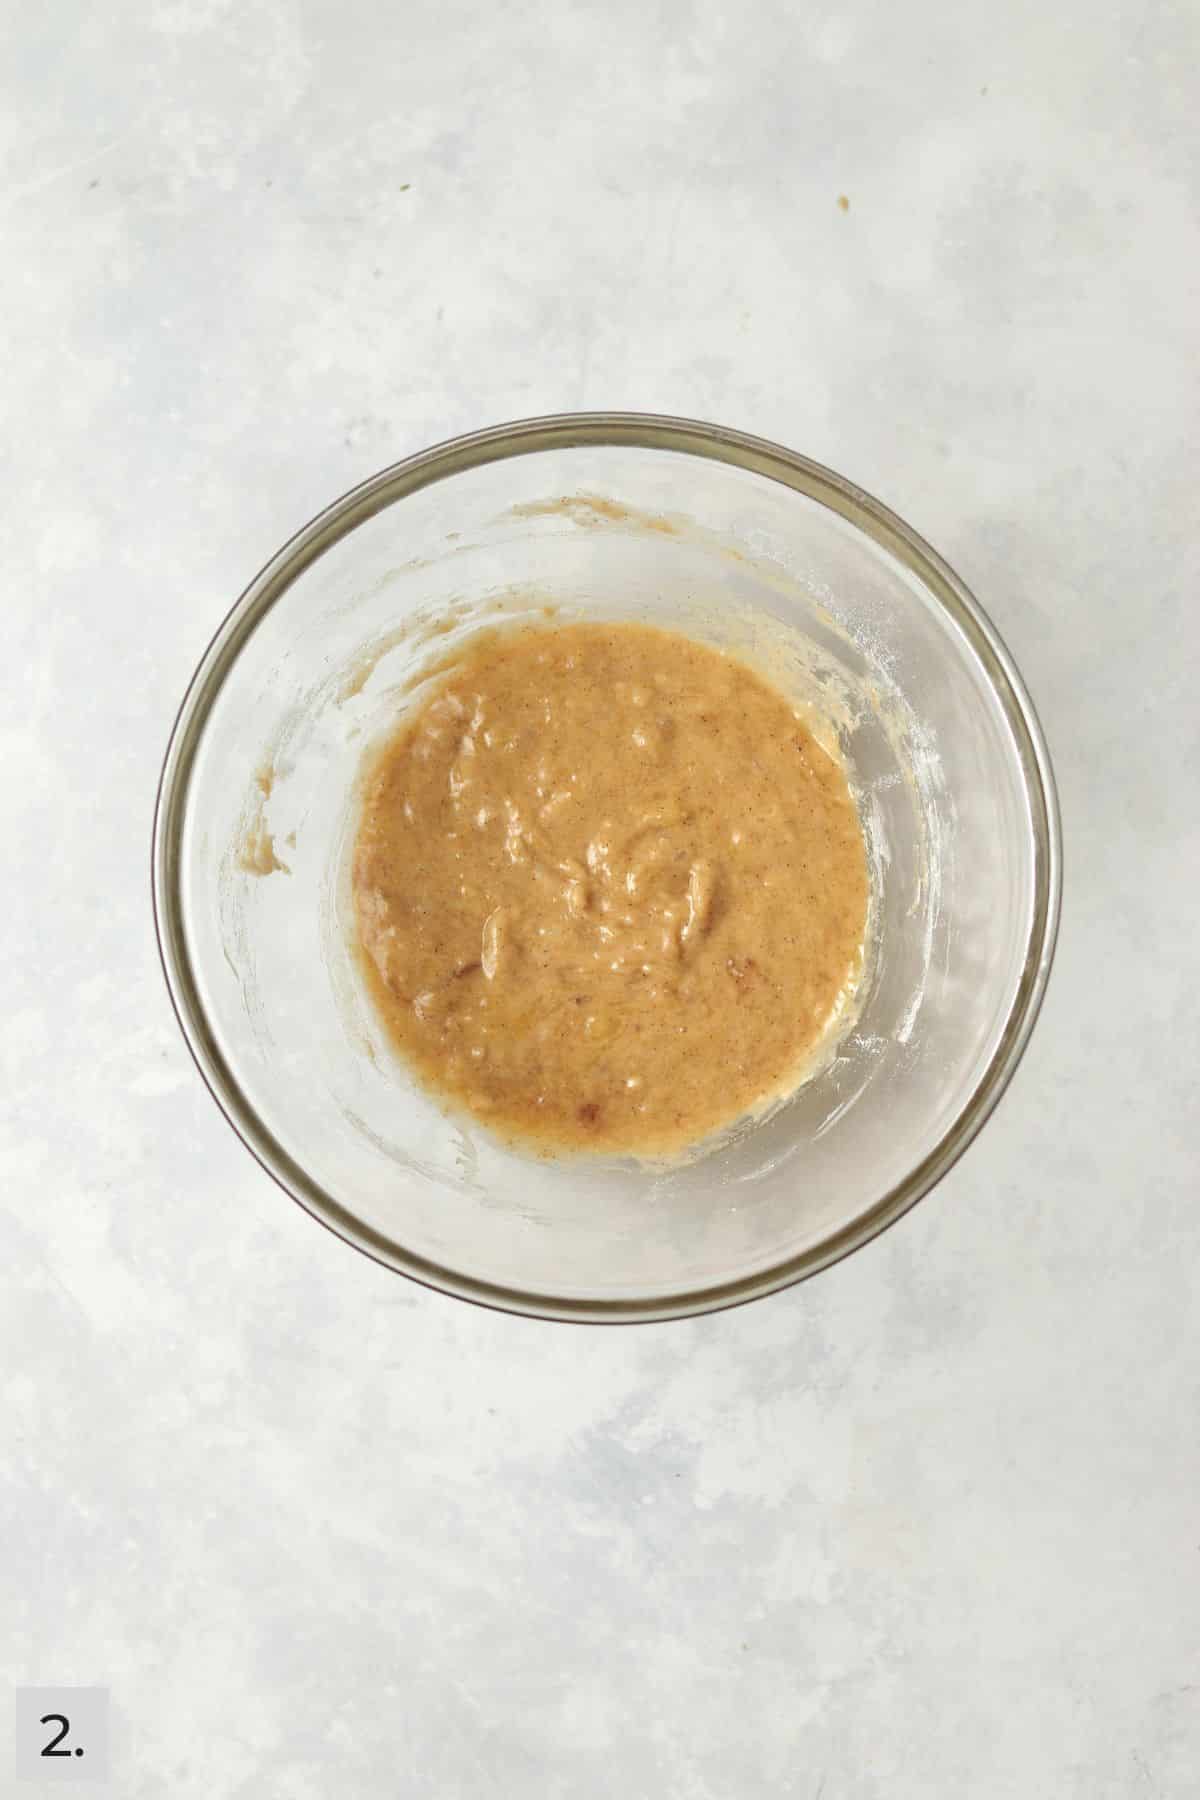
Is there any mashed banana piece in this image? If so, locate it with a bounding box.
[353,621,868,1155]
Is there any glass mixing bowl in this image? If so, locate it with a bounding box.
[153,414,1060,1322]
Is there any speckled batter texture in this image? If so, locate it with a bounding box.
[353,622,868,1154]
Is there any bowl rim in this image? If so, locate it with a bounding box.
[152,411,1062,1324]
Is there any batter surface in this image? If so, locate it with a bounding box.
[353,621,868,1155]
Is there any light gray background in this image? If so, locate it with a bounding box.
[4,3,1198,1795]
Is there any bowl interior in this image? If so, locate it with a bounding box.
[158,423,1057,1319]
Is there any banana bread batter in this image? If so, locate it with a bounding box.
[353,621,868,1155]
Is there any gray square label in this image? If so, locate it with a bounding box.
[14,1690,110,1784]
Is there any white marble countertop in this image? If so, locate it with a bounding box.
[4,3,1198,1794]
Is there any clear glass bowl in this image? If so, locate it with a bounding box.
[153,414,1060,1322]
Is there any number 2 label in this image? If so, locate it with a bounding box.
[40,1713,77,1757]
[14,1688,110,1782]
